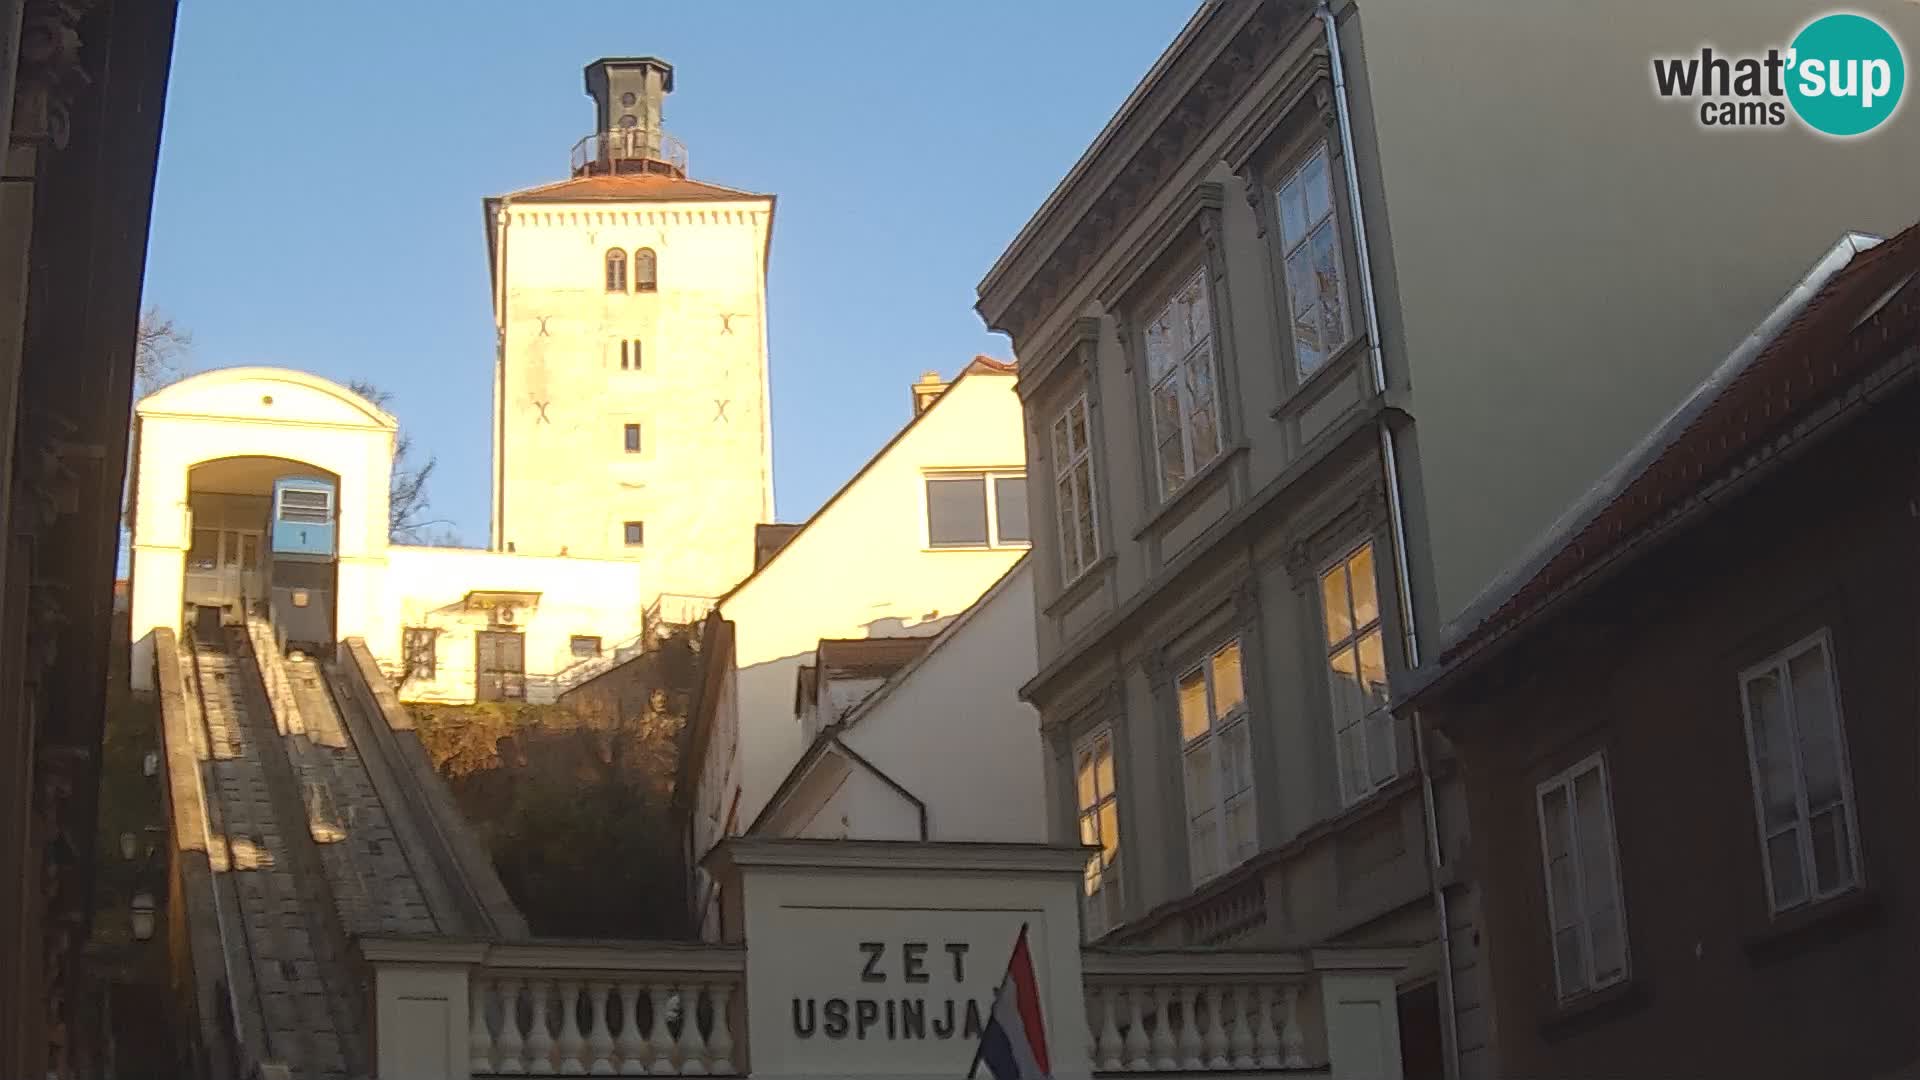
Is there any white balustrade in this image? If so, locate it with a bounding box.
[470,972,741,1077]
[1081,953,1317,1074]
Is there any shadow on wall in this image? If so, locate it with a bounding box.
[408,630,699,939]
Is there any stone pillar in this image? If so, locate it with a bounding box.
[1321,969,1406,1080]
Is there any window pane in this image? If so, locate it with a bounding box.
[1183,741,1216,821]
[1286,245,1328,375]
[1094,736,1114,799]
[1278,175,1311,247]
[1554,926,1588,998]
[1145,308,1180,380]
[1079,812,1099,849]
[1076,749,1096,811]
[926,476,988,546]
[1211,641,1245,716]
[1225,793,1256,865]
[1327,645,1364,735]
[1077,508,1099,573]
[624,423,641,452]
[1178,669,1210,743]
[1068,399,1089,455]
[189,528,218,570]
[1051,415,1070,471]
[1056,482,1080,576]
[1745,672,1798,832]
[1301,148,1333,230]
[1157,427,1188,497]
[1357,629,1389,714]
[994,476,1030,544]
[1190,813,1219,883]
[1189,401,1220,466]
[1573,767,1620,965]
[1084,853,1103,897]
[1787,644,1845,808]
[1177,271,1210,347]
[1809,807,1853,896]
[1589,900,1625,983]
[1220,720,1253,796]
[1310,219,1347,350]
[1098,800,1120,861]
[1320,563,1353,646]
[1347,545,1379,629]
[1767,827,1808,909]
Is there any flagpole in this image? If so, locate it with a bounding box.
[967,923,1030,1080]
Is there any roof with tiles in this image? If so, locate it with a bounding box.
[494,171,768,203]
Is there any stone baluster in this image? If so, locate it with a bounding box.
[617,982,649,1075]
[526,980,558,1074]
[1095,987,1122,1072]
[1204,986,1230,1069]
[1228,985,1256,1069]
[587,982,616,1075]
[708,982,736,1075]
[1122,986,1150,1071]
[557,979,587,1074]
[1150,986,1177,1071]
[497,977,528,1075]
[677,984,710,1075]
[1253,985,1280,1069]
[1278,985,1307,1068]
[472,977,498,1075]
[552,980,579,1068]
[647,985,676,1075]
[1178,986,1203,1070]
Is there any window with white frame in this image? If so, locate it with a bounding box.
[1051,394,1100,581]
[1143,268,1224,500]
[1738,631,1861,915]
[1276,144,1351,378]
[1176,638,1256,884]
[925,471,1029,548]
[1320,542,1394,805]
[401,627,436,682]
[1536,753,1629,1001]
[1075,726,1122,939]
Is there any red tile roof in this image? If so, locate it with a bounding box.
[1426,223,1920,679]
[496,172,768,204]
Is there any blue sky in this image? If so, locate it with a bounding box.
[142,1,1196,543]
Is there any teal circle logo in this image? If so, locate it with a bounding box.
[1787,13,1906,136]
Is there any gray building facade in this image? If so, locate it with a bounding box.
[975,3,1920,1080]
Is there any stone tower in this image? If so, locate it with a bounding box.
[484,57,775,607]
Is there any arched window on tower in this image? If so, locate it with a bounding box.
[605,248,627,293]
[634,248,658,293]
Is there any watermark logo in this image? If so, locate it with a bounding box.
[1652,12,1906,137]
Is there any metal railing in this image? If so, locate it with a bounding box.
[570,129,689,177]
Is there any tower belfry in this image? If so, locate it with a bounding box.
[577,57,684,178]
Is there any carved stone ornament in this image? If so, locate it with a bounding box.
[1313,82,1337,131]
[1141,645,1172,689]
[1243,171,1270,238]
[1230,578,1260,628]
[14,0,100,149]
[1281,536,1316,588]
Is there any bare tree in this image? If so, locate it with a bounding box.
[346,379,451,544]
[134,308,190,396]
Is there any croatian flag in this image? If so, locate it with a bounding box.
[970,925,1053,1080]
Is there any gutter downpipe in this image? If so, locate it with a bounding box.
[1320,5,1461,1079]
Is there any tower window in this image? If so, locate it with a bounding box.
[624,423,642,453]
[634,248,657,292]
[605,248,627,293]
[624,521,645,546]
[622,339,643,371]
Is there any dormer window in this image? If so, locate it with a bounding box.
[605,248,627,293]
[634,248,658,292]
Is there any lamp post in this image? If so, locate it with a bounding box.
[129,892,156,942]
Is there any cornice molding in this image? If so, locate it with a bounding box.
[1017,315,1105,404]
[983,0,1303,345]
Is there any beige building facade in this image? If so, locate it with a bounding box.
[976,3,1920,1080]
[486,57,775,608]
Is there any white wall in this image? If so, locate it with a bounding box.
[378,545,647,705]
[762,561,1045,846]
[706,369,1028,842]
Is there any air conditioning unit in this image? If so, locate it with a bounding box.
[494,605,518,626]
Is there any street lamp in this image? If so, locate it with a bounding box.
[129,892,156,942]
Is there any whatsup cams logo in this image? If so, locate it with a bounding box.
[1652,12,1906,136]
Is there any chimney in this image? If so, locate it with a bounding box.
[911,371,950,416]
[580,57,682,177]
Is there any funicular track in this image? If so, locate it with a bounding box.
[183,627,363,1080]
